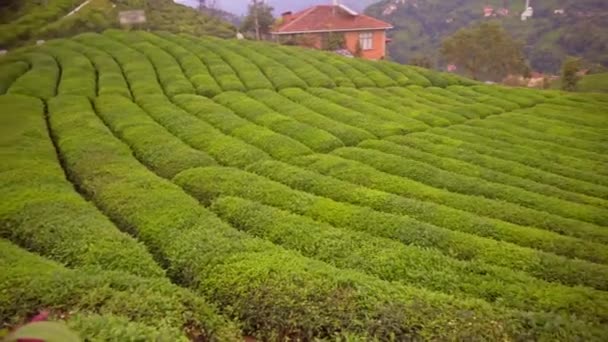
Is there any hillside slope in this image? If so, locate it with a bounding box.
[0,0,235,49]
[0,30,607,340]
[367,0,608,73]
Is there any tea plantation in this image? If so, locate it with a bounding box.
[1,30,607,341]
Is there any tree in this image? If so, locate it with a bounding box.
[441,22,527,81]
[561,57,581,91]
[409,56,433,69]
[240,0,274,40]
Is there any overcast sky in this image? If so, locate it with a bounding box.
[175,1,366,16]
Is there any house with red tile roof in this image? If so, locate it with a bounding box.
[271,3,393,60]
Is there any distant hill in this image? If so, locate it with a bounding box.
[366,0,608,73]
[0,0,235,49]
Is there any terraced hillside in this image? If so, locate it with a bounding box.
[1,30,607,340]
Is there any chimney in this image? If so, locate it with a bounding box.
[281,11,294,23]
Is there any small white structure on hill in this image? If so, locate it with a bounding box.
[521,0,533,20]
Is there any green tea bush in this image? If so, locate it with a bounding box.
[239,40,336,88]
[447,85,521,111]
[362,139,608,229]
[214,91,343,152]
[383,86,470,122]
[136,94,269,167]
[0,94,163,277]
[0,239,240,341]
[175,165,608,290]
[472,85,539,107]
[308,87,430,132]
[409,65,451,87]
[249,89,373,146]
[346,58,397,87]
[280,87,404,137]
[94,95,217,177]
[211,196,608,322]
[335,87,452,127]
[47,95,557,341]
[8,52,58,99]
[173,94,313,160]
[279,45,355,87]
[0,61,28,94]
[75,33,164,99]
[314,51,376,87]
[44,41,96,99]
[405,85,502,118]
[140,32,222,96]
[373,61,411,86]
[385,63,432,86]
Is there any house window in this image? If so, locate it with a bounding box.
[359,32,373,50]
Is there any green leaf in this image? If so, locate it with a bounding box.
[6,322,80,342]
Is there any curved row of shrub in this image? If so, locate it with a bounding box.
[214,91,343,152]
[95,95,217,178]
[240,40,336,88]
[308,87,430,132]
[360,139,608,228]
[173,94,313,160]
[433,127,608,188]
[367,60,411,86]
[277,45,356,87]
[249,89,373,146]
[44,41,96,99]
[165,33,246,92]
[332,142,608,240]
[535,102,608,128]
[140,32,222,97]
[174,164,608,290]
[59,39,132,99]
[343,57,397,87]
[221,38,308,90]
[447,85,521,111]
[386,86,477,120]
[136,94,270,167]
[45,94,556,341]
[7,52,58,99]
[312,50,376,87]
[396,131,608,202]
[0,94,163,278]
[467,114,608,158]
[106,30,196,97]
[0,61,29,94]
[334,87,453,127]
[75,33,164,99]
[0,238,240,341]
[375,135,608,210]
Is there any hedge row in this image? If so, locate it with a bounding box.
[279,87,405,137]
[173,94,313,160]
[213,91,343,152]
[75,33,164,99]
[383,63,432,86]
[471,85,541,107]
[447,85,521,111]
[308,87,431,131]
[8,52,58,99]
[193,36,275,91]
[344,58,397,87]
[329,147,608,262]
[140,32,222,97]
[379,134,608,210]
[240,40,336,88]
[46,95,546,341]
[434,127,608,188]
[400,86,503,119]
[0,94,162,278]
[497,112,607,145]
[209,195,608,323]
[0,239,240,341]
[166,33,246,92]
[175,164,608,290]
[468,114,608,158]
[106,30,196,97]
[136,94,270,167]
[362,87,467,125]
[59,39,132,99]
[396,131,608,202]
[313,51,376,87]
[336,87,453,127]
[0,61,28,94]
[535,102,608,129]
[248,89,373,146]
[44,41,96,99]
[362,139,608,229]
[277,45,355,87]
[94,95,217,178]
[307,87,429,133]
[222,39,308,90]
[371,61,411,86]
[384,86,472,121]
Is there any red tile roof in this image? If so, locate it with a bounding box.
[272,5,393,35]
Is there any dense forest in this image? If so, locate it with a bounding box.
[366,0,608,73]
